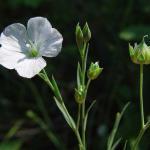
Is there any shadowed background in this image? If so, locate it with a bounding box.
[0,0,150,149]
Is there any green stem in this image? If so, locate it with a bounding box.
[77,104,81,130]
[42,69,54,91]
[132,121,150,150]
[75,130,84,150]
[140,64,145,129]
[82,102,86,148]
[81,43,87,149]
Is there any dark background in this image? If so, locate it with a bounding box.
[0,0,150,149]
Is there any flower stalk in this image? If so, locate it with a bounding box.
[129,36,150,149]
[139,64,145,129]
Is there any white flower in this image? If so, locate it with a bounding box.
[0,17,63,78]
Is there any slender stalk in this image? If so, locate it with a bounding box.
[132,121,150,150]
[75,130,84,150]
[81,43,87,149]
[82,102,86,148]
[139,64,145,129]
[42,69,54,90]
[77,104,81,130]
[86,79,91,96]
[131,64,149,150]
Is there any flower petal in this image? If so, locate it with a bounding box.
[0,23,28,69]
[0,23,27,53]
[15,57,46,78]
[0,48,25,69]
[39,28,63,57]
[27,17,52,44]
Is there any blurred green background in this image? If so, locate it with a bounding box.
[0,0,150,149]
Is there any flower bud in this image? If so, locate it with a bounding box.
[129,35,150,64]
[75,23,84,50]
[83,22,91,43]
[87,62,103,80]
[75,85,85,104]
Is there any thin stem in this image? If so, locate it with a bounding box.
[81,43,87,149]
[77,104,81,130]
[132,121,150,150]
[80,43,89,150]
[85,79,91,96]
[140,64,145,129]
[43,69,54,91]
[82,102,86,148]
[75,130,84,150]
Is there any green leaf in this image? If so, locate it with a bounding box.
[84,100,96,131]
[54,97,76,130]
[107,102,130,150]
[77,62,82,89]
[0,140,22,150]
[51,76,63,102]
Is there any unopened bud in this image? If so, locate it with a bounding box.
[75,85,85,104]
[83,22,91,43]
[88,62,103,80]
[129,35,150,64]
[75,23,84,50]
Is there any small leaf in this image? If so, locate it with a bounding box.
[54,97,76,130]
[84,100,96,131]
[77,62,82,89]
[51,76,63,102]
[107,102,130,150]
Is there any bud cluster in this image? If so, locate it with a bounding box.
[75,22,91,51]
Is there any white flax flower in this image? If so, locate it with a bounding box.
[0,17,63,78]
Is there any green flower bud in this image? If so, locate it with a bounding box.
[83,22,91,43]
[75,23,84,50]
[88,62,103,80]
[129,35,150,64]
[75,85,85,104]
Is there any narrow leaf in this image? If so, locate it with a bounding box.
[51,76,63,102]
[77,62,82,89]
[84,100,96,131]
[54,97,76,130]
[107,102,130,150]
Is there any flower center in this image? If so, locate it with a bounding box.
[26,43,39,58]
[29,48,39,57]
